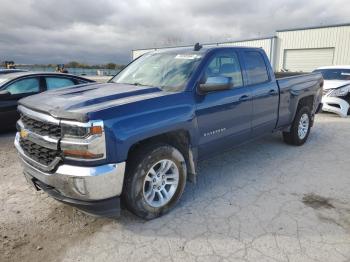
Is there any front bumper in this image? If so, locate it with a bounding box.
[322,96,349,117]
[15,133,126,215]
[27,176,122,217]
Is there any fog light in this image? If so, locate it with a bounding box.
[73,177,87,195]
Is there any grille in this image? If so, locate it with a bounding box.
[19,139,60,166]
[21,115,61,137]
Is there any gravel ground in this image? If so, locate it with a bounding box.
[0,113,349,262]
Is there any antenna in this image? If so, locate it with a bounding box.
[194,43,202,51]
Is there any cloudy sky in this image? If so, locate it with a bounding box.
[0,0,349,65]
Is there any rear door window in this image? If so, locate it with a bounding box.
[46,77,75,90]
[244,51,269,85]
[5,77,40,95]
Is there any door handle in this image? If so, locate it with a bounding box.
[239,95,250,101]
[268,89,277,95]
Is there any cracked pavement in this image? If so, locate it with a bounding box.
[1,113,349,262]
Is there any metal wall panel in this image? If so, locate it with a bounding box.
[276,25,350,71]
[217,38,273,61]
[132,24,350,72]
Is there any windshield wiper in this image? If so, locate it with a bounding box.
[131,82,155,87]
[132,82,152,87]
[115,82,158,88]
[120,82,147,86]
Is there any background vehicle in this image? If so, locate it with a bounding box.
[15,46,323,219]
[0,72,95,131]
[313,66,350,117]
[0,69,28,74]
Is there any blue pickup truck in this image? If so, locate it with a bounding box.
[14,45,323,219]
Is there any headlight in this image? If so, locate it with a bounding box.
[61,125,89,138]
[61,122,103,138]
[328,85,350,97]
[60,120,106,160]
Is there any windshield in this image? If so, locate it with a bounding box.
[110,52,202,92]
[314,69,350,80]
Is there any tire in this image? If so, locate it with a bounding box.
[283,106,312,146]
[122,143,187,219]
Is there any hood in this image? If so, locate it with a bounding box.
[19,82,168,122]
[323,80,350,90]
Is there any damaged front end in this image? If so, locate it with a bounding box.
[322,84,350,117]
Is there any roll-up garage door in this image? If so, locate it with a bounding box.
[283,48,334,72]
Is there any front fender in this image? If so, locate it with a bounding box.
[99,92,197,163]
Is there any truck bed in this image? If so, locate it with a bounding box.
[275,72,323,129]
[274,72,308,79]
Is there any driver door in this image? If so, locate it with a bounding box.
[195,49,253,159]
[0,77,41,129]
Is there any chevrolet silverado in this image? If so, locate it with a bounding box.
[14,45,323,219]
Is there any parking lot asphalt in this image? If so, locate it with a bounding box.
[0,113,349,262]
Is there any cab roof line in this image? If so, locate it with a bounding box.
[132,36,276,52]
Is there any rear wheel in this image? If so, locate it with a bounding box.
[122,144,187,219]
[283,106,311,146]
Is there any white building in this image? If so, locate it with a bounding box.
[132,23,350,72]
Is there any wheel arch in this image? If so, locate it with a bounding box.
[297,95,315,111]
[290,95,315,125]
[126,129,198,182]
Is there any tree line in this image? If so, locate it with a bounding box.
[51,61,126,70]
[1,61,126,70]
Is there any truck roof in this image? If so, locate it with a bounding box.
[153,45,262,55]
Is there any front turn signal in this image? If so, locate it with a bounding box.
[63,149,103,159]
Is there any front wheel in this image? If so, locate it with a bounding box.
[122,144,187,219]
[283,106,312,146]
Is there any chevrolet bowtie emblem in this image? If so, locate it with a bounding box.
[20,129,29,139]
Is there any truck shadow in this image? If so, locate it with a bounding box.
[1,197,114,262]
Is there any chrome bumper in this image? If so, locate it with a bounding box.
[15,134,126,201]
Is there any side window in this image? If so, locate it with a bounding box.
[244,51,269,85]
[46,77,75,90]
[206,52,243,88]
[6,78,40,95]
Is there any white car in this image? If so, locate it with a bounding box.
[313,66,350,117]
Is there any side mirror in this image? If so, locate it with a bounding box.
[0,90,11,98]
[198,76,233,94]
